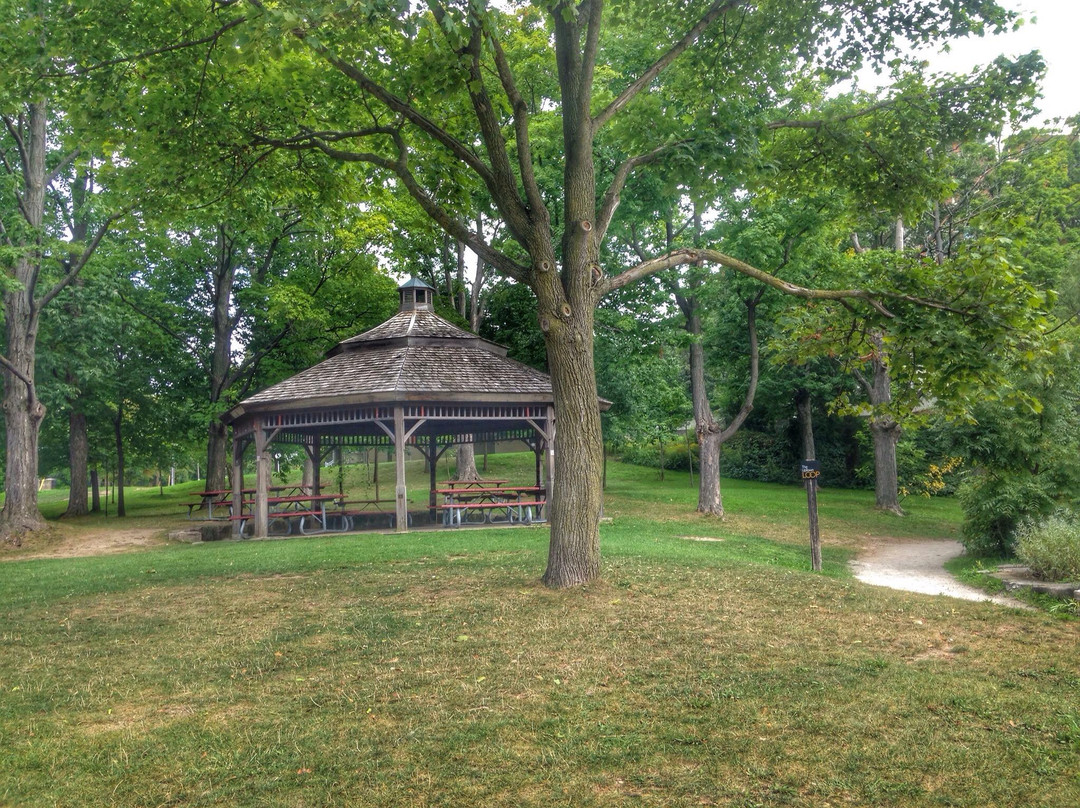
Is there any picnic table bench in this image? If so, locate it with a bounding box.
[438,499,546,526]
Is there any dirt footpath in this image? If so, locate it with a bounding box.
[851,539,1027,608]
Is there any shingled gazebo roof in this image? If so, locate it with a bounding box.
[225,285,552,418]
[221,277,575,443]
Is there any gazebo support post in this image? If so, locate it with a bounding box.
[428,434,438,523]
[545,405,556,496]
[393,405,408,532]
[254,425,270,538]
[231,437,244,537]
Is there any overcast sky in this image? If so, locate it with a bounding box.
[889,0,1078,126]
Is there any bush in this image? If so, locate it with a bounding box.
[616,440,697,472]
[958,471,1056,557]
[719,431,794,484]
[1015,512,1080,582]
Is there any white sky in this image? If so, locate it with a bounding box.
[886,0,1079,126]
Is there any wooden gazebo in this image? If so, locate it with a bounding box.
[221,277,559,537]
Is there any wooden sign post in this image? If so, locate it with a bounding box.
[800,460,822,571]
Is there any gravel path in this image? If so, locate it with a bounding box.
[851,539,1027,608]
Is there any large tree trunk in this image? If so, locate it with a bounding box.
[205,225,236,489]
[541,304,604,588]
[64,410,90,517]
[206,420,228,492]
[455,439,480,481]
[870,414,902,512]
[2,361,47,539]
[1,103,48,541]
[113,403,126,518]
[866,345,903,514]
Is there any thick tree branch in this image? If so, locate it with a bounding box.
[452,13,537,243]
[45,149,81,187]
[580,0,604,108]
[487,26,546,219]
[265,129,528,283]
[38,211,126,311]
[718,298,760,442]
[596,142,681,241]
[602,247,972,317]
[592,0,743,130]
[0,353,35,401]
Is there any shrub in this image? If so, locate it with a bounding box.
[958,471,1055,557]
[1015,512,1080,582]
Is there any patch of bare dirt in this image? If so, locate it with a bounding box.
[1,522,169,561]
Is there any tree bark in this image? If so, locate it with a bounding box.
[64,410,90,517]
[796,388,816,461]
[1,103,48,540]
[687,313,724,516]
[90,469,101,513]
[870,414,902,512]
[206,420,228,492]
[864,342,903,514]
[455,439,480,481]
[680,292,760,517]
[206,225,236,489]
[541,302,604,588]
[113,402,126,518]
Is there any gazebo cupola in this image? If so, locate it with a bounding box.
[398,276,435,312]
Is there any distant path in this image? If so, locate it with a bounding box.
[851,539,1027,608]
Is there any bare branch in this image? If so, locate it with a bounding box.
[593,0,744,130]
[766,82,982,131]
[277,9,497,191]
[0,353,35,400]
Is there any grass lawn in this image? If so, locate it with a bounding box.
[2,458,1077,806]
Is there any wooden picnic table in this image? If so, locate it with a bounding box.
[186,485,325,519]
[436,485,546,526]
[338,498,399,529]
[233,493,347,536]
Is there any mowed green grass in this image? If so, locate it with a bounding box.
[2,458,1078,807]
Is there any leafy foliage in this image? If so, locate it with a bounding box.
[1015,511,1080,582]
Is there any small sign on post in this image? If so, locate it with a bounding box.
[800,460,822,571]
